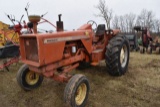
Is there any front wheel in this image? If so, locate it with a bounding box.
[105,34,130,76]
[16,64,43,91]
[64,74,90,107]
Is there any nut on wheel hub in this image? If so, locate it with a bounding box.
[25,71,39,85]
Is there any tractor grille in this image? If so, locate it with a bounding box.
[24,37,39,62]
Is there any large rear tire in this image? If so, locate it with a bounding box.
[64,74,90,107]
[16,64,43,91]
[105,34,130,76]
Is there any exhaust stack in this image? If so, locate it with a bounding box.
[56,14,64,31]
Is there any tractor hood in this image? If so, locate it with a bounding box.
[19,29,93,67]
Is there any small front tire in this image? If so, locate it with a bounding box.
[64,74,90,107]
[16,64,43,91]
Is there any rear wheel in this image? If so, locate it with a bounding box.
[64,74,89,107]
[105,34,130,76]
[16,64,43,91]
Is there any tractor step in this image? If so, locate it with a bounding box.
[91,62,99,66]
[92,49,104,64]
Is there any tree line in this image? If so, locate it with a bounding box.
[95,0,160,34]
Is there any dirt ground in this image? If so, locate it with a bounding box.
[0,52,160,107]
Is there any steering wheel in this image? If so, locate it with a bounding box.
[87,20,98,31]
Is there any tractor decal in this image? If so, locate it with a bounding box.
[44,35,90,44]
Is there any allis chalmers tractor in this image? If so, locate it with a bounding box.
[17,14,130,107]
[134,26,160,54]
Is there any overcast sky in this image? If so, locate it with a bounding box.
[0,0,160,31]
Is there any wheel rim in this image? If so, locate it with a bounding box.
[120,45,128,68]
[25,71,39,85]
[75,83,87,105]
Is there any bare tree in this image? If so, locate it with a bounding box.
[95,0,113,29]
[124,14,130,33]
[153,19,160,33]
[112,13,136,33]
[135,16,141,26]
[119,15,125,32]
[112,15,119,29]
[136,9,155,30]
[127,13,136,33]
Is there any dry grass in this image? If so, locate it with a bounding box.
[0,52,160,107]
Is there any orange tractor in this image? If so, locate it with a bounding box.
[17,14,130,107]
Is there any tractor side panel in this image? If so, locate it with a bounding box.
[41,41,65,66]
[81,38,92,54]
[80,31,93,54]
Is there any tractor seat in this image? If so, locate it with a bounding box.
[95,24,106,36]
[93,24,106,43]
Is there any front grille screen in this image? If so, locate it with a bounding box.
[24,38,39,62]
